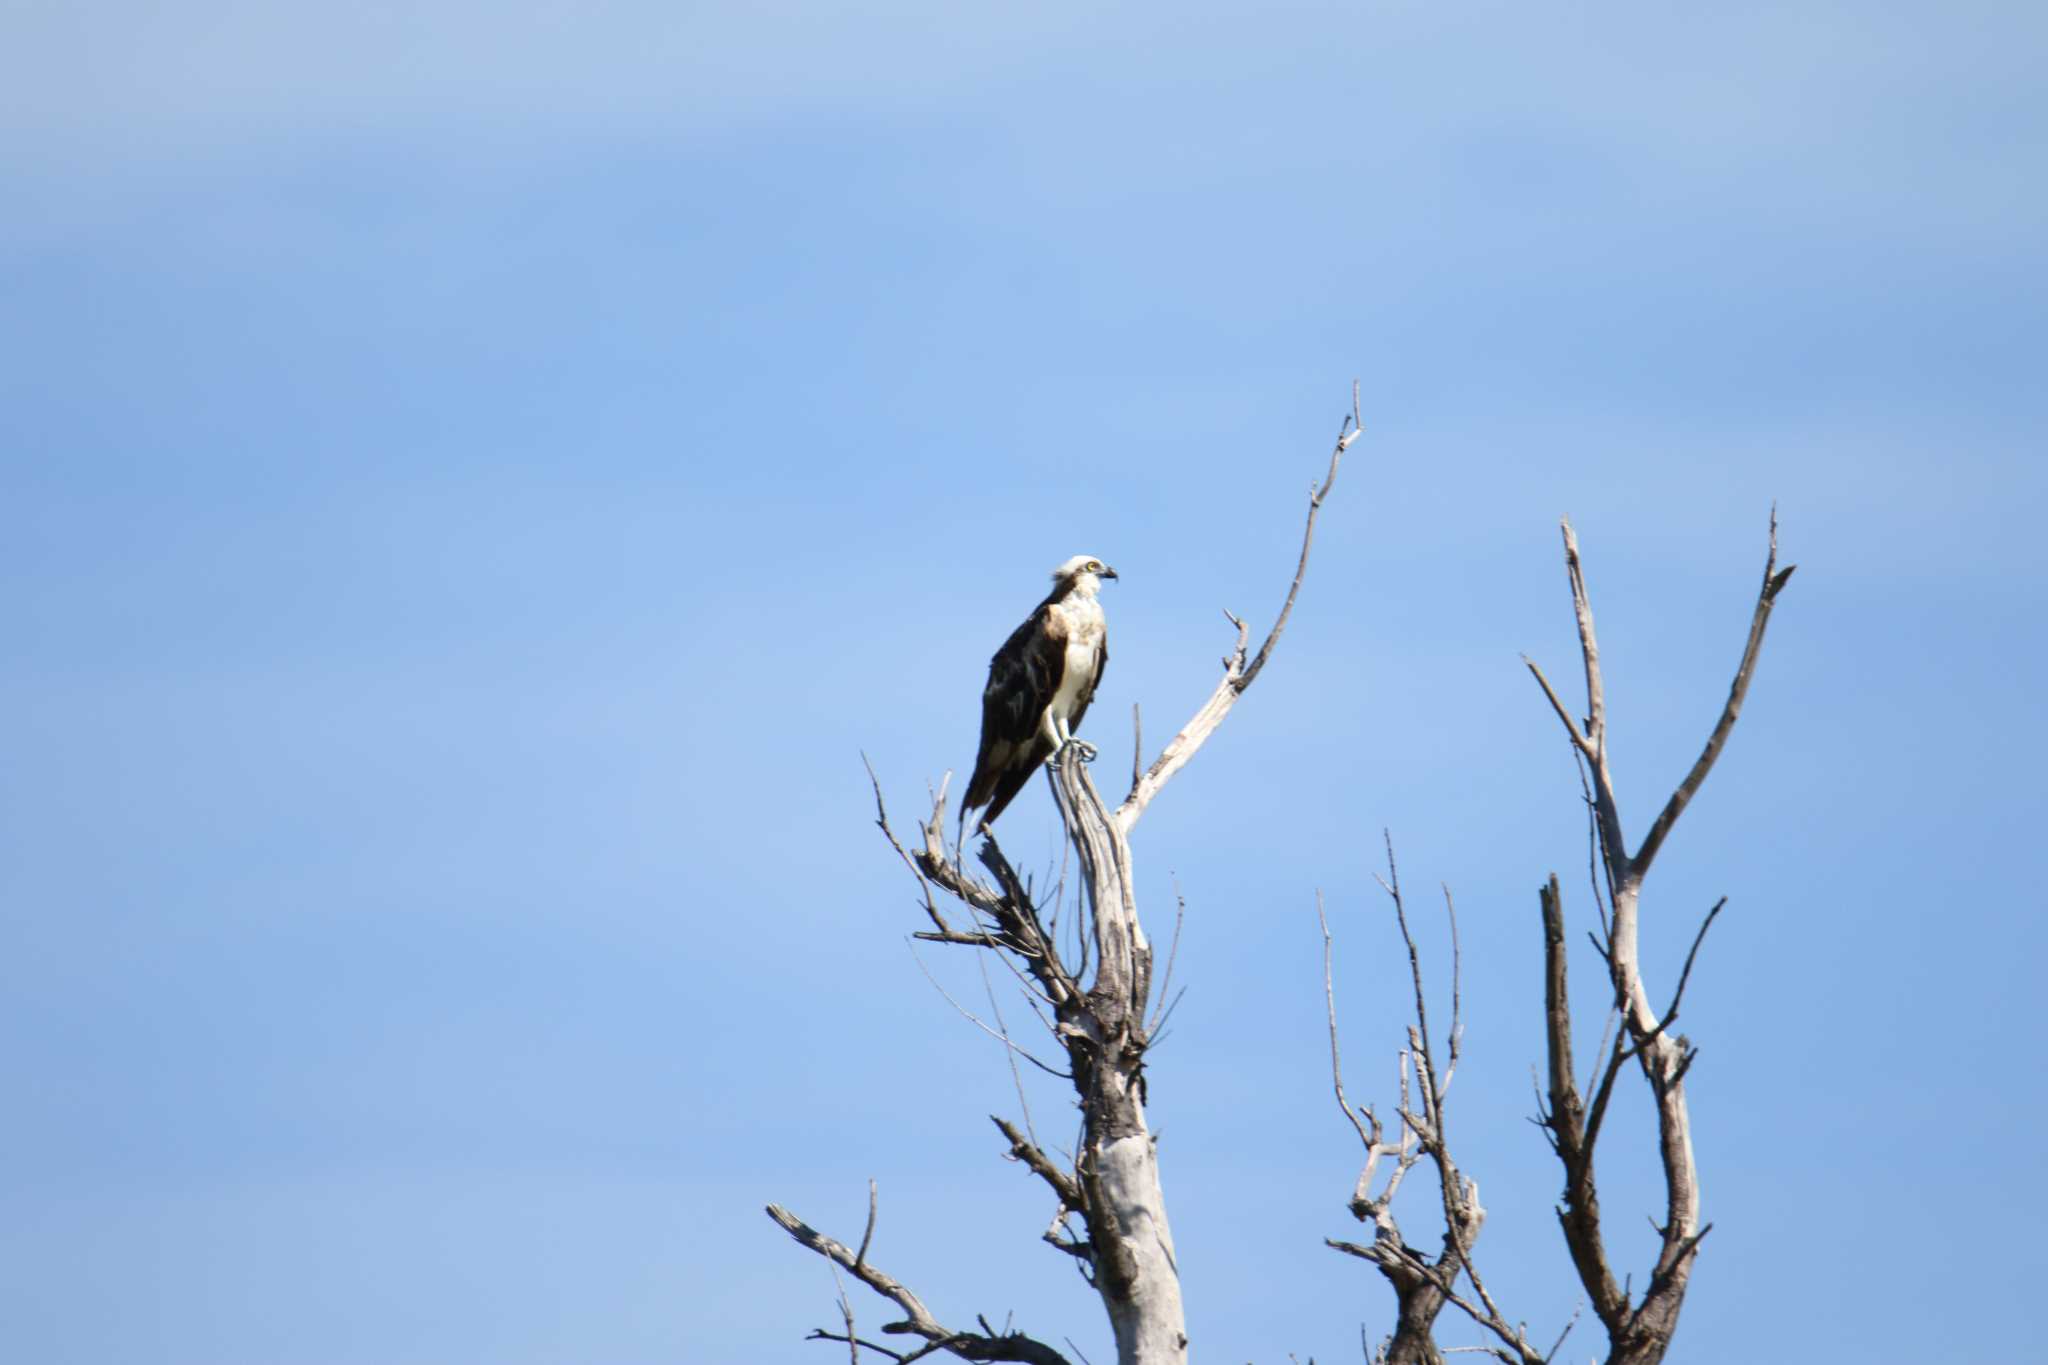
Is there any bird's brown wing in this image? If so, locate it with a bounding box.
[965,605,1066,825]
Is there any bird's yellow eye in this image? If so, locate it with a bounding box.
[1088,560,1102,572]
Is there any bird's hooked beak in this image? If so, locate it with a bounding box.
[1099,566,1119,581]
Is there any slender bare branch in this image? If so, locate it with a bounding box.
[809,1326,909,1363]
[1632,512,1796,875]
[1539,876,1627,1331]
[1658,899,1726,1033]
[1521,657,1592,757]
[833,1266,862,1365]
[1379,835,1436,1115]
[768,1203,940,1336]
[1115,392,1359,833]
[1543,1305,1582,1363]
[1587,898,1731,1158]
[993,1116,1085,1212]
[1558,520,1607,755]
[856,1180,880,1271]
[1145,883,1187,1036]
[1571,747,1614,949]
[1239,382,1361,691]
[905,939,1069,1078]
[767,1204,1075,1365]
[1319,892,1377,1155]
[866,753,953,935]
[1442,884,1463,1085]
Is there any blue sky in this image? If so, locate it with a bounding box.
[3,3,2044,1361]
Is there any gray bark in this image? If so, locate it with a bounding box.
[1526,513,1794,1365]
[1052,759,1185,1365]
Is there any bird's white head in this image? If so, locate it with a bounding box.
[1051,554,1119,597]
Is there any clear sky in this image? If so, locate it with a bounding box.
[4,3,2044,1362]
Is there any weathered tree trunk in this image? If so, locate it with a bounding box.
[1383,1271,1448,1365]
[1053,758,1186,1365]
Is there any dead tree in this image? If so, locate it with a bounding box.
[1327,514,1795,1365]
[1323,848,1558,1365]
[767,391,1362,1365]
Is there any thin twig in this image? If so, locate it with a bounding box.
[1442,883,1463,1086]
[1543,1303,1582,1362]
[1319,892,1376,1153]
[1146,880,1188,1035]
[1559,520,1607,755]
[1148,986,1190,1037]
[1379,832,1435,1106]
[1115,389,1359,831]
[1572,747,1613,947]
[832,1266,860,1365]
[1239,383,1360,691]
[1652,898,1727,1039]
[808,1327,908,1363]
[856,1179,879,1271]
[767,1203,1075,1365]
[906,939,1069,1078]
[978,948,1040,1145]
[1521,658,1592,756]
[865,753,951,935]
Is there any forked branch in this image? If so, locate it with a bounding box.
[1523,511,1792,1365]
[1327,844,1555,1365]
[1116,384,1362,833]
[767,1201,1074,1365]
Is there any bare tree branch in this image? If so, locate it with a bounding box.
[1145,882,1187,1036]
[1540,875,1628,1332]
[1658,899,1726,1035]
[1520,658,1592,757]
[1329,844,1558,1365]
[809,1326,910,1363]
[833,1266,862,1365]
[1521,512,1794,1365]
[1632,511,1796,876]
[866,753,955,936]
[993,1115,1086,1212]
[1115,390,1361,833]
[767,1203,1075,1365]
[856,1180,880,1271]
[905,939,1070,1078]
[1318,892,1377,1158]
[1239,381,1361,690]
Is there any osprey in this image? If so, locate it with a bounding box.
[962,554,1118,833]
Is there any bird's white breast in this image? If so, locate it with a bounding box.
[1048,596,1105,722]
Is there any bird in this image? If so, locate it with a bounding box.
[961,554,1117,835]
